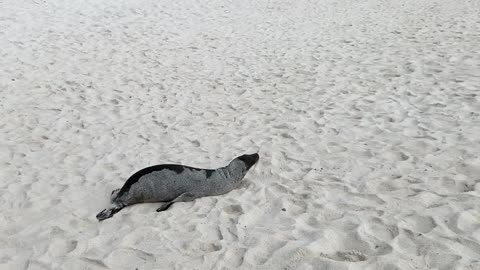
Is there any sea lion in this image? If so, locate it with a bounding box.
[96,153,259,221]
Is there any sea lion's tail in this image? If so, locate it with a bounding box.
[96,203,124,221]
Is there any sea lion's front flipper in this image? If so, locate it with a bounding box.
[156,192,197,212]
[156,202,174,212]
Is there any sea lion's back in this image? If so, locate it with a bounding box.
[119,164,210,203]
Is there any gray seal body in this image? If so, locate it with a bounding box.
[96,153,259,221]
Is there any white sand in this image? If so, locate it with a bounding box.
[1,0,479,269]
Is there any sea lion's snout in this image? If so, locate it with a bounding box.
[237,153,259,170]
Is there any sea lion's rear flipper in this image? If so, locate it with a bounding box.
[96,204,124,221]
[156,192,198,212]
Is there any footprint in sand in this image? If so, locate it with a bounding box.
[317,250,368,262]
[47,239,78,257]
[245,238,288,265]
[361,217,400,242]
[224,204,243,215]
[104,248,155,270]
[334,250,368,262]
[400,214,437,234]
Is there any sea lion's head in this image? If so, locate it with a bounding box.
[236,153,260,171]
[227,153,259,182]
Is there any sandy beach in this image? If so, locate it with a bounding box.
[1,0,479,269]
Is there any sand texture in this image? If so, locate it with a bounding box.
[1,0,480,269]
